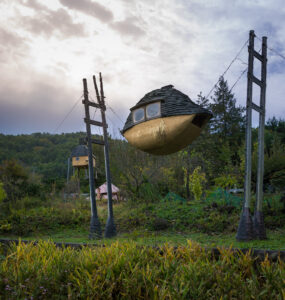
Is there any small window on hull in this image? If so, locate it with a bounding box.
[192,114,207,128]
[146,102,161,119]
[76,157,80,161]
[133,108,145,123]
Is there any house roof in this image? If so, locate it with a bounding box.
[71,145,89,157]
[96,183,119,194]
[122,85,212,133]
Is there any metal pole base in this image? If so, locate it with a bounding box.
[89,216,102,239]
[104,216,116,238]
[253,210,267,240]
[236,207,254,241]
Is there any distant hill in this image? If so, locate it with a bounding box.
[0,132,87,180]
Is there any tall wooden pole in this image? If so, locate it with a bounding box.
[83,78,102,239]
[236,30,255,241]
[93,74,116,237]
[253,36,267,239]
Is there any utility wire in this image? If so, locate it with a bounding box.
[92,108,98,121]
[267,45,285,60]
[236,58,248,65]
[106,114,122,139]
[53,94,83,133]
[106,104,125,125]
[229,47,261,93]
[256,35,285,61]
[229,67,247,92]
[205,38,249,99]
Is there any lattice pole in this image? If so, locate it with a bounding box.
[236,30,267,241]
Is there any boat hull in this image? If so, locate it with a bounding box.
[123,114,203,155]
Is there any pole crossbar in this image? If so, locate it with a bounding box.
[91,139,105,145]
[253,50,264,62]
[82,100,102,109]
[251,102,264,114]
[83,136,105,146]
[84,118,107,128]
[251,75,263,87]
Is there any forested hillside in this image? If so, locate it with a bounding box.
[0,132,85,180]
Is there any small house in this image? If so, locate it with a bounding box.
[96,183,120,201]
[71,144,95,168]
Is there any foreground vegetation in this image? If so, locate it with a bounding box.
[0,241,284,299]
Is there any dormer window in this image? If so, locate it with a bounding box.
[132,101,161,123]
[133,107,145,123]
[146,102,161,119]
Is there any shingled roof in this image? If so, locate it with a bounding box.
[122,85,212,133]
[71,145,89,157]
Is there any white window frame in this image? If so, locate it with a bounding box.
[146,102,161,119]
[132,101,162,124]
[132,107,145,123]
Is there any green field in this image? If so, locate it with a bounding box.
[1,198,284,250]
[2,229,285,250]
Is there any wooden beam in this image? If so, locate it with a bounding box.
[91,139,105,145]
[253,50,264,62]
[252,75,262,87]
[84,118,107,128]
[251,102,264,114]
[82,100,101,109]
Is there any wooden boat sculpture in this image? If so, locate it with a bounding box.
[122,85,212,155]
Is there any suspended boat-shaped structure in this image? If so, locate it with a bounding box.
[122,85,212,155]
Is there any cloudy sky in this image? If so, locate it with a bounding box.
[0,0,284,136]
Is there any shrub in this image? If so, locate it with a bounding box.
[0,206,90,235]
[188,166,206,201]
[214,175,238,190]
[150,217,170,231]
[0,241,284,299]
[152,200,238,233]
[0,182,6,203]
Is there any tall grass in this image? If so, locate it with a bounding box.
[0,241,284,299]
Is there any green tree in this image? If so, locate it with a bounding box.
[187,166,206,201]
[210,77,245,137]
[266,117,285,140]
[0,182,6,203]
[252,131,285,191]
[192,77,245,182]
[0,160,28,202]
[210,77,245,154]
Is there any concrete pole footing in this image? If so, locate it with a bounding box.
[89,216,102,239]
[236,207,254,241]
[104,216,117,238]
[253,210,267,240]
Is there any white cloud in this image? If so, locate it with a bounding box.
[0,0,284,133]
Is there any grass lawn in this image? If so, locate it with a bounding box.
[1,227,284,250]
[1,196,284,251]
